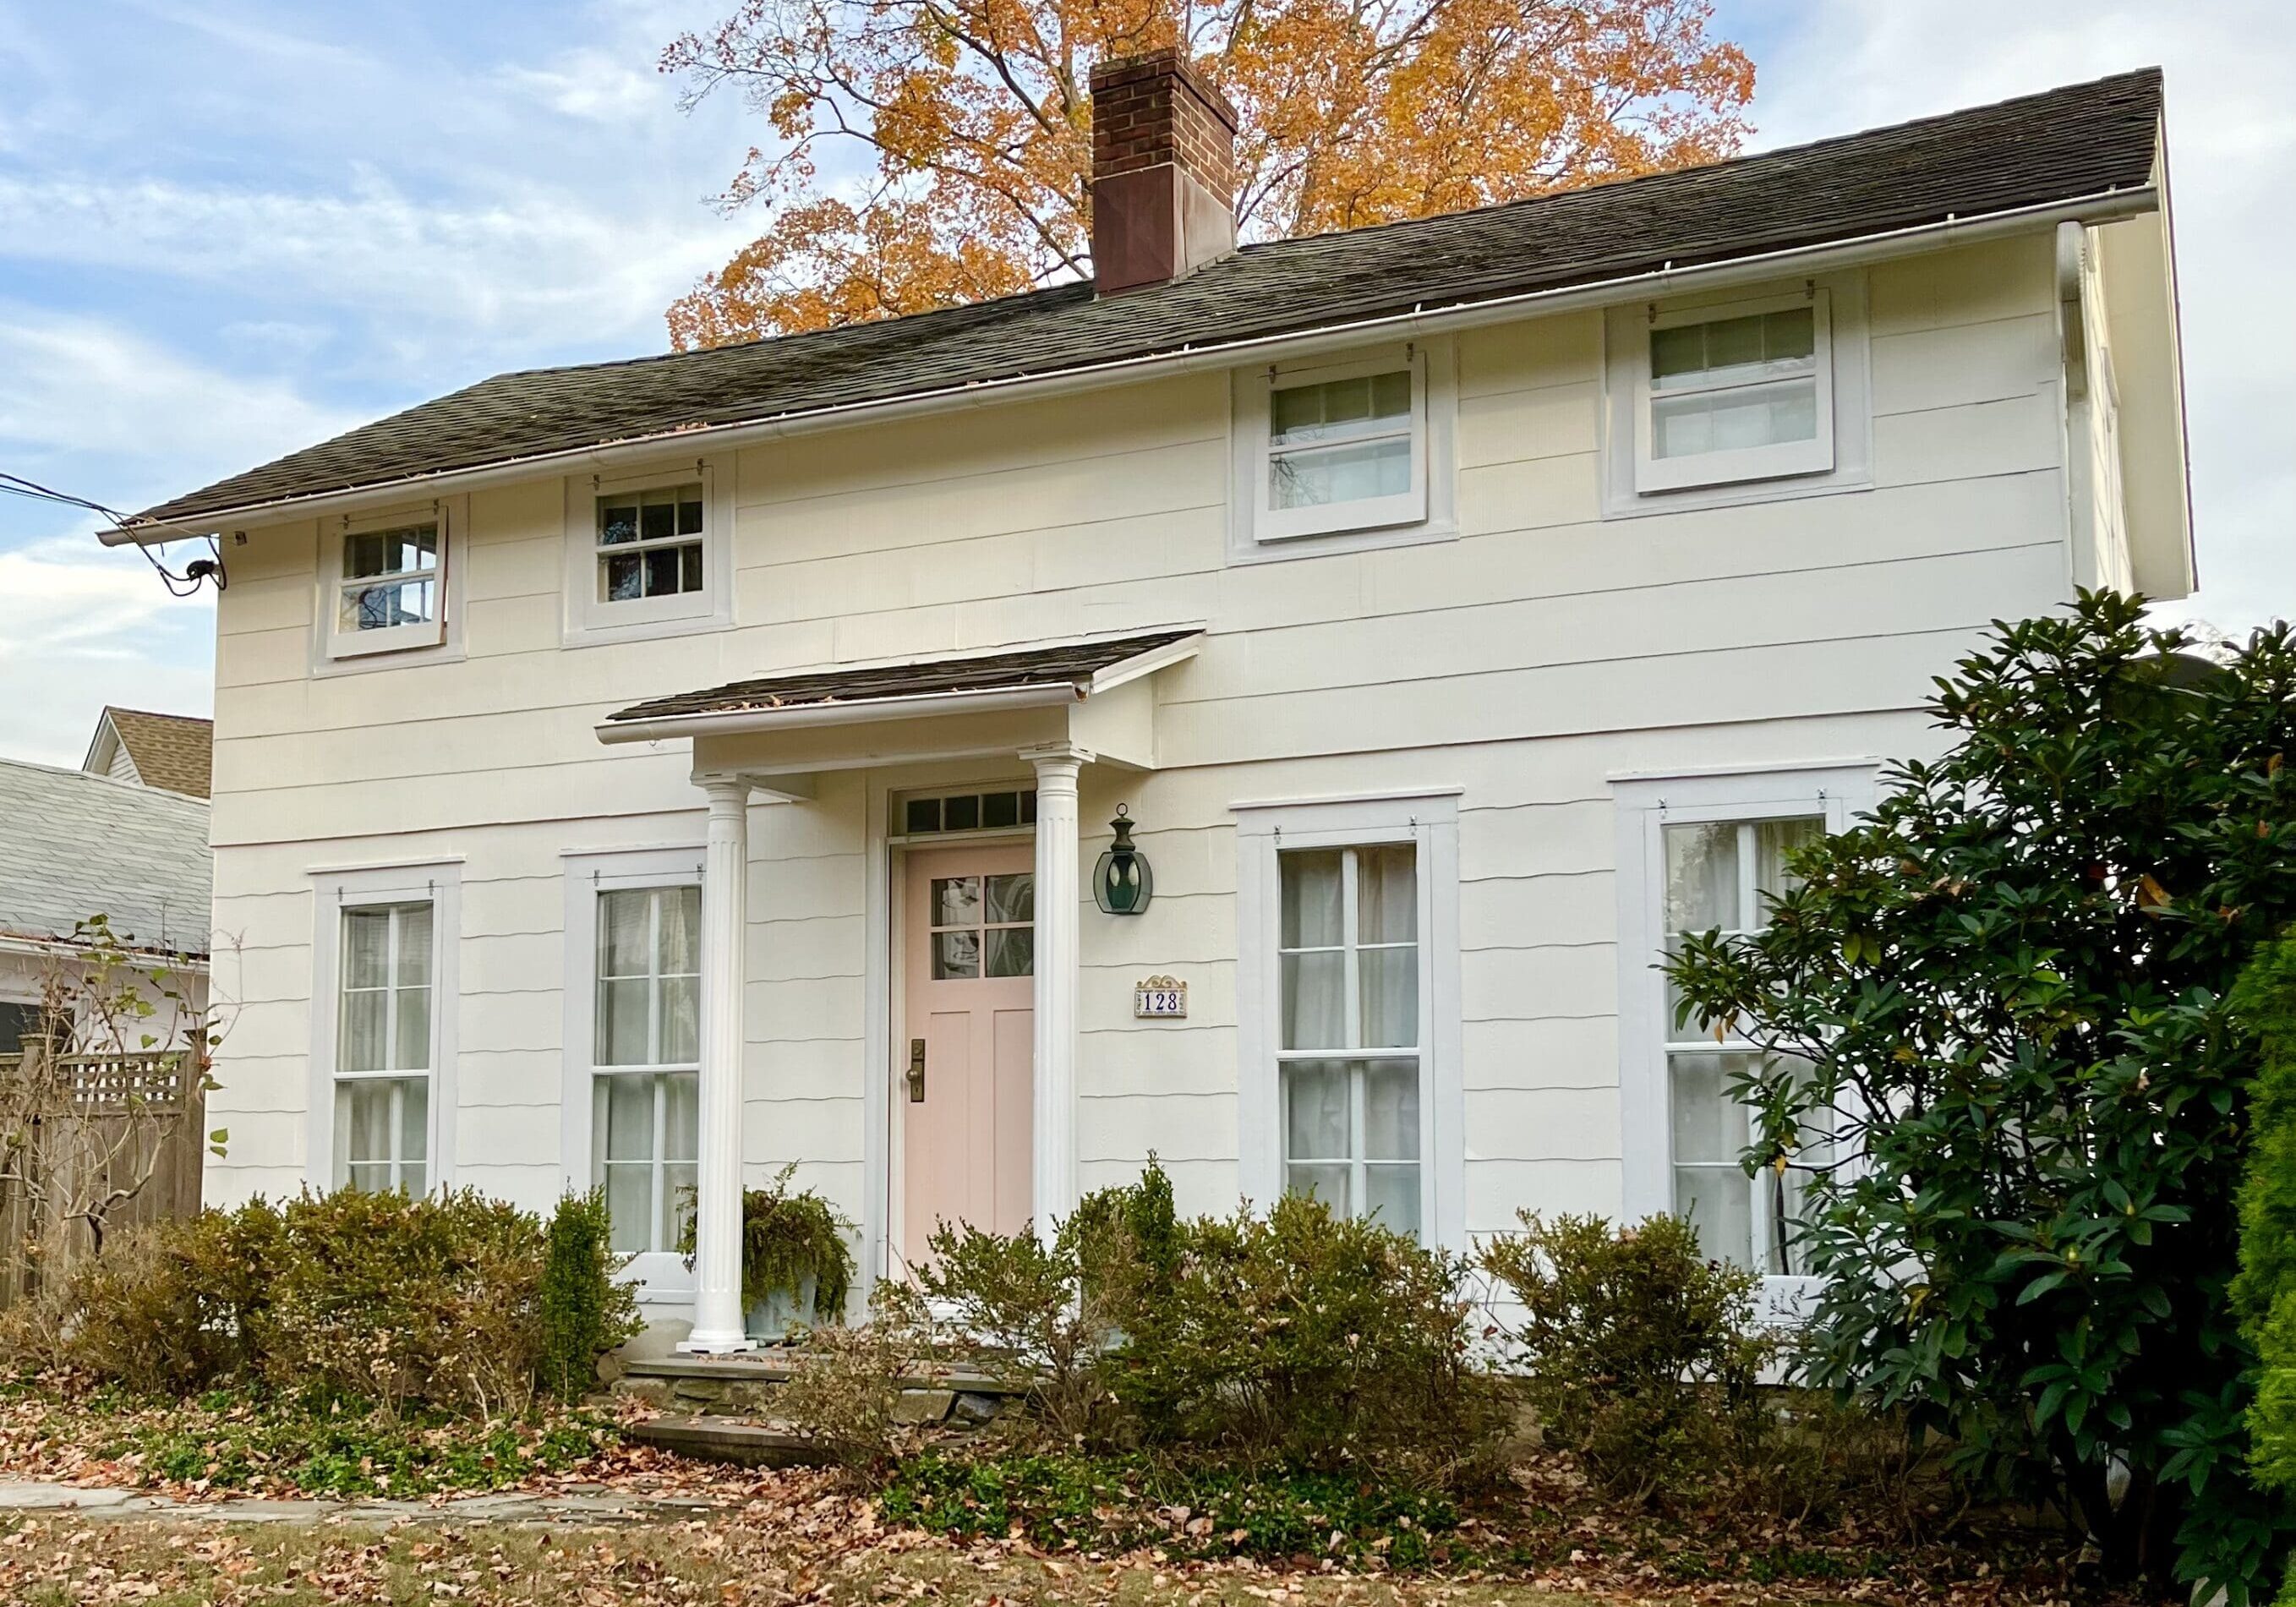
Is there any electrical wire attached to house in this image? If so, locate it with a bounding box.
[0,471,226,596]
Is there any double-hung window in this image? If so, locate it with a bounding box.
[1278,844,1423,1238]
[1632,289,1836,493]
[1238,791,1462,1249]
[1234,346,1456,553]
[1615,765,1874,1314]
[324,506,451,659]
[1659,817,1827,1275]
[592,885,702,1255]
[598,484,706,604]
[334,902,434,1193]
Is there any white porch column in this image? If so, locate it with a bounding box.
[1023,745,1090,1245]
[682,773,755,1353]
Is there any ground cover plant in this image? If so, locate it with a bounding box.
[1665,591,2296,1601]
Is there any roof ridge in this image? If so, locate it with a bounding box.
[0,752,210,806]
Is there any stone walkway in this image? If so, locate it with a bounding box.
[0,1477,725,1527]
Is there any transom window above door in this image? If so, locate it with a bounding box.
[902,788,1038,836]
[928,873,1034,979]
[597,484,705,604]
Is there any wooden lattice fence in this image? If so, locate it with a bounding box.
[0,1045,205,1307]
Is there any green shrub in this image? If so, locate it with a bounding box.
[2235,934,2296,1603]
[1112,1191,1497,1484]
[538,1189,642,1402]
[254,1188,547,1418]
[866,1167,1500,1488]
[1479,1211,1772,1507]
[52,1203,283,1394]
[1665,592,2296,1599]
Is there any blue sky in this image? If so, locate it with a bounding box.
[1,0,2288,765]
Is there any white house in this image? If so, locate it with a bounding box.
[106,59,2191,1352]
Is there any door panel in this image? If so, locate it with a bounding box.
[902,843,1034,1265]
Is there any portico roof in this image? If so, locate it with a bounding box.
[597,629,1204,744]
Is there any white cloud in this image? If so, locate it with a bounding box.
[0,534,213,767]
[495,47,668,123]
[0,309,363,490]
[1745,0,2296,632]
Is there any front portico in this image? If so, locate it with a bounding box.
[596,630,1201,1353]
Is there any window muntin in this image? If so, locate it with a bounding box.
[927,873,1034,980]
[902,788,1038,836]
[1633,291,1834,493]
[1269,371,1413,511]
[597,484,705,605]
[325,511,450,660]
[333,902,433,1193]
[1277,844,1421,1239]
[1659,816,1826,1274]
[592,885,702,1254]
[1250,354,1429,543]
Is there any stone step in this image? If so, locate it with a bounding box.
[617,1353,1029,1394]
[625,1415,826,1468]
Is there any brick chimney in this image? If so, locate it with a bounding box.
[1088,50,1238,295]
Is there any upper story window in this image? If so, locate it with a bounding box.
[564,459,732,645]
[599,484,706,604]
[1603,276,1871,518]
[322,503,454,662]
[1230,343,1457,560]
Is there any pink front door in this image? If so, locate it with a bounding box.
[900,844,1034,1260]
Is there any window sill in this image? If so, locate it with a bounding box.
[1228,515,1460,567]
[561,606,733,651]
[618,1250,697,1305]
[312,640,468,678]
[1601,467,1871,522]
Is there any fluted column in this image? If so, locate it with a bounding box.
[681,773,754,1353]
[1022,745,1089,1245]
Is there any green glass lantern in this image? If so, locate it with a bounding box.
[1094,805,1154,916]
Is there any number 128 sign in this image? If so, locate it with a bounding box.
[1134,976,1188,1019]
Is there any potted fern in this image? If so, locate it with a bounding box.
[681,1164,856,1343]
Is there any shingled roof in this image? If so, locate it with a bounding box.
[604,629,1203,730]
[130,68,2164,532]
[0,759,211,958]
[85,708,214,799]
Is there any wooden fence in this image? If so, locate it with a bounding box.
[0,1045,205,1307]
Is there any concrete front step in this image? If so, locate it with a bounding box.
[626,1415,825,1468]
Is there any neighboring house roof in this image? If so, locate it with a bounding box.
[0,758,212,959]
[82,707,214,799]
[125,68,2165,533]
[604,630,1204,734]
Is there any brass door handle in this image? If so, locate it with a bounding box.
[906,1039,926,1103]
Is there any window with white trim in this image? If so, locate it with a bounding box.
[1278,844,1422,1238]
[1635,291,1833,492]
[333,902,434,1193]
[1236,791,1463,1249]
[1659,817,1827,1274]
[1613,765,1875,1315]
[1231,344,1457,556]
[564,462,731,642]
[324,507,450,659]
[597,484,706,604]
[592,885,702,1255]
[1603,276,1871,518]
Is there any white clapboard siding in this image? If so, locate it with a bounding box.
[203,234,2102,1244]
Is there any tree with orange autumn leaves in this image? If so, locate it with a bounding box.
[663,0,1755,348]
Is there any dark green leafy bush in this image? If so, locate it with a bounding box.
[1665,592,2296,1599]
[1479,1211,1772,1507]
[675,1162,856,1320]
[538,1189,642,1402]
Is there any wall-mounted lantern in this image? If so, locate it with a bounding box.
[1094,805,1154,916]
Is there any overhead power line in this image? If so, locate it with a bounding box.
[0,471,225,597]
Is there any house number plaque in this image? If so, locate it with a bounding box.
[1134,976,1188,1019]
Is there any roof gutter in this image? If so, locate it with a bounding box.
[107,184,2160,546]
[596,681,1082,744]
